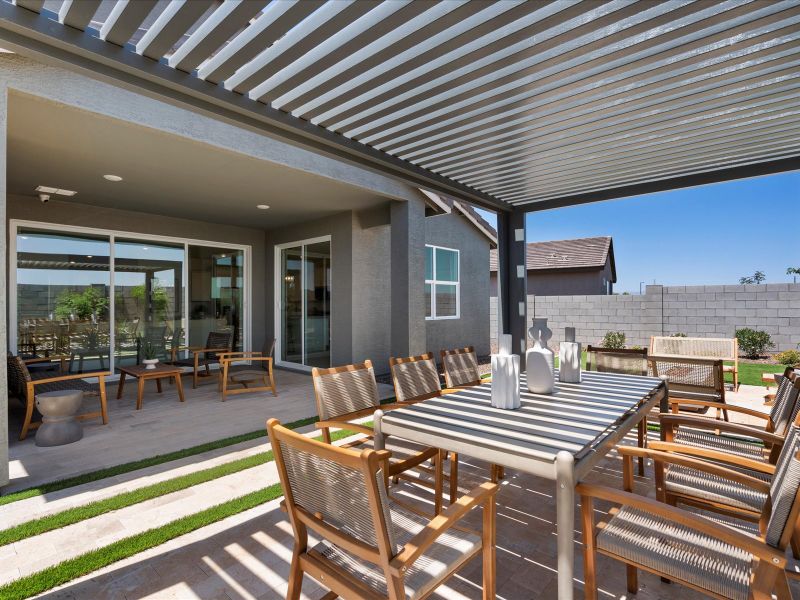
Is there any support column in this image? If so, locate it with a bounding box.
[1,83,9,488]
[497,208,528,367]
[390,198,426,359]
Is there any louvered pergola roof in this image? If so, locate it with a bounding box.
[2,0,799,213]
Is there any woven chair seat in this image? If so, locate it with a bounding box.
[674,427,766,462]
[315,499,480,599]
[228,368,269,382]
[665,464,768,512]
[34,378,100,397]
[596,506,754,600]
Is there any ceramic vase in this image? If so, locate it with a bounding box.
[491,334,520,409]
[526,318,554,394]
[558,327,582,384]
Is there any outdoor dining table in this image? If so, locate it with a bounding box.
[374,369,667,600]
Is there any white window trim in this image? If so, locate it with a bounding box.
[425,244,460,321]
[9,219,252,377]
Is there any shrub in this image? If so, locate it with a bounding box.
[670,332,687,337]
[735,328,774,359]
[601,331,626,349]
[774,350,800,366]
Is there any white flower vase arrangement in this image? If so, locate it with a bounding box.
[526,318,554,394]
[491,334,520,410]
[559,327,582,384]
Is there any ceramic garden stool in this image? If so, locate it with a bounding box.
[35,389,84,447]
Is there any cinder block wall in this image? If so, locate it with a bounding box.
[491,283,800,351]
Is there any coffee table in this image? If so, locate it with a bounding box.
[117,364,185,410]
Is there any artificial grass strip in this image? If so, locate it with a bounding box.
[0,415,317,507]
[0,425,365,546]
[0,484,284,600]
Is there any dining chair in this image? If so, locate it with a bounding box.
[579,434,800,599]
[390,352,442,403]
[170,330,232,388]
[269,418,498,600]
[440,346,481,388]
[586,345,649,475]
[648,355,728,421]
[311,360,443,510]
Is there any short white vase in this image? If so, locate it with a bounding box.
[526,318,554,394]
[142,358,159,370]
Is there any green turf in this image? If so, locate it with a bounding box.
[0,425,366,546]
[0,484,284,600]
[727,360,785,387]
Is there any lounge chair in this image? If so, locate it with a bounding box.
[170,331,232,388]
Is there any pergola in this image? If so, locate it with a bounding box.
[1,1,799,596]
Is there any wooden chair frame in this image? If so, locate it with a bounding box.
[439,346,481,388]
[650,335,739,390]
[311,361,444,509]
[13,354,109,441]
[268,418,498,600]
[170,332,232,389]
[217,351,276,400]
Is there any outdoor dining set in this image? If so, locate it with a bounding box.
[270,341,800,600]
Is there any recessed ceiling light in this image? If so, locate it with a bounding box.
[87,255,93,258]
[256,204,270,210]
[142,246,149,251]
[103,174,123,182]
[36,185,76,196]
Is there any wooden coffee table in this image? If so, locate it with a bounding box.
[117,364,185,410]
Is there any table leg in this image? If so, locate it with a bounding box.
[116,372,126,400]
[136,377,145,410]
[156,378,163,394]
[373,410,385,450]
[175,374,186,403]
[555,451,575,600]
[658,377,670,442]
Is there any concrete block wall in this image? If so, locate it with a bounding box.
[491,283,800,352]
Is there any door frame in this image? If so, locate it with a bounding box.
[274,235,332,371]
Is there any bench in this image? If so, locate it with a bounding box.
[649,336,739,390]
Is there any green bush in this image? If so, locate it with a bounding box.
[601,331,626,349]
[670,332,687,337]
[735,328,774,359]
[774,350,800,366]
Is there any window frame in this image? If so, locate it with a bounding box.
[425,244,460,321]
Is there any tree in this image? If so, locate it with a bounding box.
[739,270,766,285]
[788,267,800,283]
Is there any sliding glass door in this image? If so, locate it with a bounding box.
[277,238,330,368]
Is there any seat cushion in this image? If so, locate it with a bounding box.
[596,506,754,600]
[665,464,768,512]
[674,427,766,462]
[314,500,481,599]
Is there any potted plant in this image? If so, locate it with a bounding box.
[141,341,159,370]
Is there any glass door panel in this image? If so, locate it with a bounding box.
[188,246,244,353]
[113,239,184,368]
[16,229,110,373]
[303,241,331,368]
[280,246,303,364]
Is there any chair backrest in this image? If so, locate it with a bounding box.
[6,353,31,398]
[647,355,725,402]
[268,419,398,560]
[649,336,737,361]
[586,346,648,376]
[204,331,233,359]
[769,369,800,436]
[390,352,441,402]
[440,346,480,388]
[764,423,800,548]
[312,360,380,422]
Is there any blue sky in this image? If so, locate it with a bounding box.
[477,171,800,293]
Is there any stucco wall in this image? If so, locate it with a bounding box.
[490,283,800,351]
[490,261,613,296]
[425,212,491,357]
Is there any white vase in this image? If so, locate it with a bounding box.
[526,319,554,394]
[559,327,582,384]
[491,334,521,409]
[142,358,159,370]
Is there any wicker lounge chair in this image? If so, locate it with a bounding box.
[586,346,649,475]
[217,339,277,400]
[7,353,109,441]
[312,361,443,509]
[269,418,498,600]
[580,433,800,599]
[170,331,232,388]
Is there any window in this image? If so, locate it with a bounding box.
[425,245,459,320]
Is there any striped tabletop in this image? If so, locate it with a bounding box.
[379,369,664,475]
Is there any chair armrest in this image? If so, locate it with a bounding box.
[315,420,374,437]
[389,482,498,574]
[659,415,782,444]
[218,351,262,359]
[576,483,785,566]
[191,347,229,355]
[23,355,68,365]
[30,371,111,385]
[647,441,776,475]
[616,446,770,493]
[669,398,769,421]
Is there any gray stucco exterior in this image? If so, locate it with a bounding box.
[490,260,614,297]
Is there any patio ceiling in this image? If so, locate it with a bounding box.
[2,0,800,212]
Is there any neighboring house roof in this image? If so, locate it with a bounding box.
[419,189,498,248]
[489,236,616,282]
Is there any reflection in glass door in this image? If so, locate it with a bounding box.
[278,238,330,368]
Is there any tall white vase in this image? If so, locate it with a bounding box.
[559,327,582,384]
[491,334,520,409]
[526,318,554,394]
